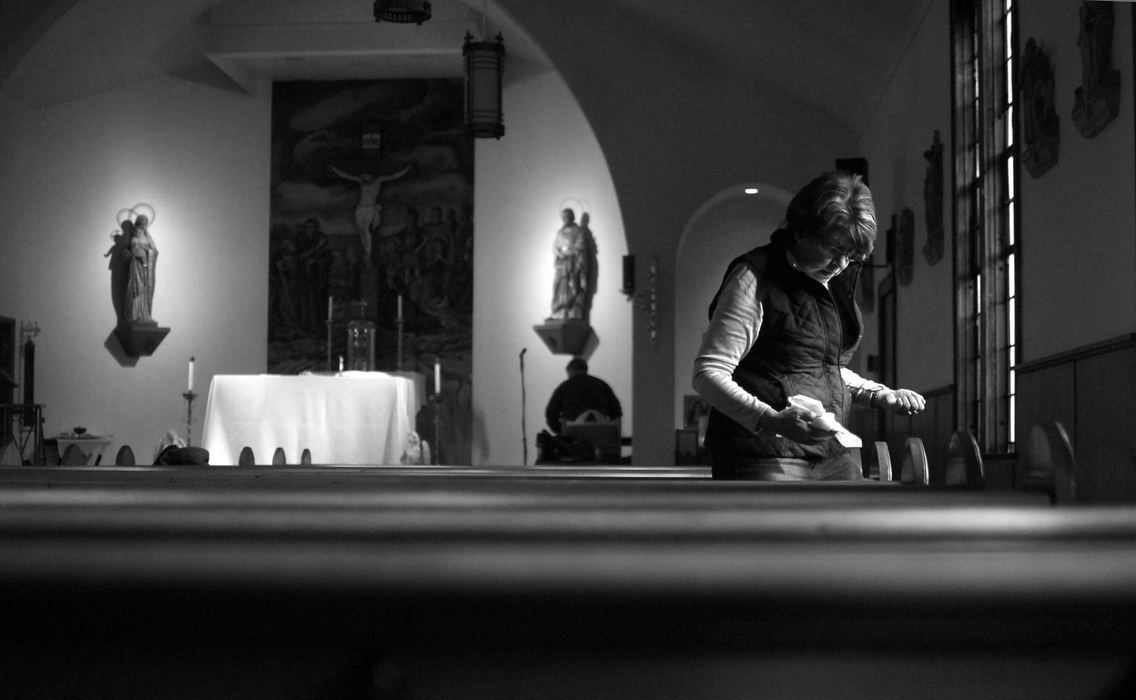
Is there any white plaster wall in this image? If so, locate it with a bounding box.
[473,68,630,465]
[0,2,628,465]
[1017,0,1136,361]
[859,0,1136,392]
[0,73,271,458]
[10,0,1127,467]
[858,0,955,393]
[494,0,857,464]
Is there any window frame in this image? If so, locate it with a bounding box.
[951,0,1020,454]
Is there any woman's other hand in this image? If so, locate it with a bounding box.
[879,388,926,415]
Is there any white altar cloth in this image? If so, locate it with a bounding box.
[202,372,420,465]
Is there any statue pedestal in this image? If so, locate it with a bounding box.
[114,323,170,357]
[533,319,596,356]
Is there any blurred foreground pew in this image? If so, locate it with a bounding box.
[1,453,1135,698]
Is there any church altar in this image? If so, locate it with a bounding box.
[201,372,423,465]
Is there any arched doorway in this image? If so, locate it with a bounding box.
[672,183,791,461]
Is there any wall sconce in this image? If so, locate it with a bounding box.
[463,32,505,139]
[623,255,658,340]
[373,0,432,24]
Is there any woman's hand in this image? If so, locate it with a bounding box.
[761,406,834,444]
[879,388,926,415]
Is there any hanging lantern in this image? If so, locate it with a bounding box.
[463,32,505,139]
[373,0,432,24]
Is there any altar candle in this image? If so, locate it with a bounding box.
[434,360,441,394]
[187,357,195,392]
[397,294,403,322]
[327,296,333,322]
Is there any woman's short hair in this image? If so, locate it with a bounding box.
[785,171,877,258]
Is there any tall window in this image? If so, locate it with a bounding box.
[951,0,1019,453]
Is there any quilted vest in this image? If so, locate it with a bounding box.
[704,231,863,460]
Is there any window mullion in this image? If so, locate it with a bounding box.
[953,0,1016,454]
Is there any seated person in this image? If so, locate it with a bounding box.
[544,357,622,433]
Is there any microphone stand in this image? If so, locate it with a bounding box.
[519,348,528,465]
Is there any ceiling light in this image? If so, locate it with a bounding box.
[373,1,432,25]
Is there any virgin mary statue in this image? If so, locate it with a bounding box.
[126,214,158,324]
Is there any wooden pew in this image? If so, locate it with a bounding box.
[1022,420,1078,503]
[0,463,1133,697]
[942,428,985,488]
[0,461,1055,507]
[862,440,893,481]
[114,444,136,466]
[238,445,255,466]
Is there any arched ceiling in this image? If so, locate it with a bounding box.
[609,0,936,133]
[3,0,933,133]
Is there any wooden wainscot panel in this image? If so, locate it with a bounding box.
[1017,335,1136,502]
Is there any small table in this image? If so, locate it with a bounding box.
[47,434,113,465]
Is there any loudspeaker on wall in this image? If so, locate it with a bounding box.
[621,255,635,296]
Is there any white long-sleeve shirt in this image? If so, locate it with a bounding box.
[691,263,887,433]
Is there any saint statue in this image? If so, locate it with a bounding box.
[549,208,593,321]
[107,203,169,357]
[126,213,158,325]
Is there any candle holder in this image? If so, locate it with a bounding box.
[326,319,334,371]
[182,391,197,446]
[396,316,405,371]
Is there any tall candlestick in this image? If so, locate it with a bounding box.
[396,319,404,371]
[22,335,34,406]
[187,356,195,393]
[434,359,441,394]
[182,391,197,447]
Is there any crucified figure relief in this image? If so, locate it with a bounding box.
[330,163,412,261]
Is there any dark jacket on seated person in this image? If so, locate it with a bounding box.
[545,358,623,433]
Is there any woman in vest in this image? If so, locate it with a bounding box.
[692,171,925,480]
